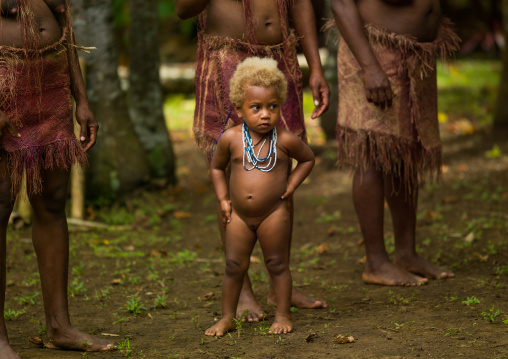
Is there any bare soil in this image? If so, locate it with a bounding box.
[5,129,508,359]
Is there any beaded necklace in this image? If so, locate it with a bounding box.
[242,122,277,172]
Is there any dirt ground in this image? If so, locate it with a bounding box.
[4,128,508,359]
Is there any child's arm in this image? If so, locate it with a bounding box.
[174,0,210,20]
[210,133,233,223]
[290,0,330,119]
[279,131,315,200]
[330,0,393,108]
[54,7,99,152]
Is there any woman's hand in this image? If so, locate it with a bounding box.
[362,65,393,109]
[0,110,20,139]
[75,102,98,152]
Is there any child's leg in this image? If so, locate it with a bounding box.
[385,174,454,279]
[0,159,20,359]
[352,164,426,286]
[257,203,293,334]
[205,210,257,337]
[206,155,264,322]
[28,167,113,352]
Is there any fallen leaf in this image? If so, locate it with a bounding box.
[150,249,168,258]
[472,252,488,262]
[441,196,458,204]
[124,245,135,252]
[305,332,318,343]
[463,232,475,243]
[111,278,122,285]
[425,211,442,220]
[101,333,120,337]
[333,334,355,344]
[29,337,44,346]
[318,242,329,254]
[456,164,469,173]
[357,256,366,265]
[174,211,191,219]
[357,238,365,246]
[327,226,335,236]
[441,165,450,174]
[250,256,261,264]
[199,292,214,301]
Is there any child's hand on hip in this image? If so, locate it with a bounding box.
[220,200,232,224]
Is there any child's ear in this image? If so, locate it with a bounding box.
[235,107,242,118]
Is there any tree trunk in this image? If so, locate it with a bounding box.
[493,0,508,132]
[128,0,176,182]
[72,0,150,198]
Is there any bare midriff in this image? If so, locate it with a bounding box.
[204,0,287,45]
[0,0,61,48]
[357,0,441,42]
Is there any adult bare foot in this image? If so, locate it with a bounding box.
[205,318,236,337]
[395,255,455,279]
[45,326,114,352]
[267,287,327,309]
[237,290,265,322]
[363,261,428,286]
[268,313,293,335]
[0,339,20,359]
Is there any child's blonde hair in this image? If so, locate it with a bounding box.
[229,57,288,109]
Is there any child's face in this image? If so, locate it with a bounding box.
[237,85,281,135]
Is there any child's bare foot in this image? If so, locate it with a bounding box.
[237,291,265,322]
[0,340,20,359]
[45,326,114,352]
[363,261,428,286]
[395,255,455,279]
[268,287,327,309]
[268,313,293,335]
[205,318,236,337]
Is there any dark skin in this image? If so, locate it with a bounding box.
[174,0,329,321]
[0,1,110,357]
[331,0,454,286]
[206,85,315,336]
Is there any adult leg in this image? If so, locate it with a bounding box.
[386,174,454,279]
[353,164,425,286]
[0,159,20,359]
[28,167,113,352]
[258,202,293,334]
[205,211,257,336]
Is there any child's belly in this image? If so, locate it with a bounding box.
[229,174,287,219]
[0,0,61,48]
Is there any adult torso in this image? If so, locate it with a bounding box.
[0,0,61,48]
[204,0,287,45]
[356,0,441,42]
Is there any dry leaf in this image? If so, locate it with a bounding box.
[463,232,475,243]
[250,256,261,264]
[318,242,329,254]
[305,332,318,343]
[174,211,191,219]
[29,336,44,346]
[101,333,120,337]
[472,252,488,262]
[327,226,335,236]
[425,211,442,220]
[357,256,366,265]
[357,238,365,246]
[150,249,168,258]
[456,164,469,173]
[199,292,214,301]
[111,278,122,285]
[333,334,355,343]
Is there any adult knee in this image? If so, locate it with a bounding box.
[31,184,68,217]
[265,257,288,277]
[225,258,248,279]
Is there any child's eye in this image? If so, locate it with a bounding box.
[269,104,278,109]
[251,105,260,110]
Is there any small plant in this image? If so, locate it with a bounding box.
[444,328,470,337]
[232,310,248,338]
[125,295,147,315]
[191,310,200,328]
[16,292,40,306]
[481,308,502,323]
[68,278,86,296]
[118,338,132,357]
[113,313,130,333]
[4,308,26,321]
[461,296,480,306]
[154,292,169,309]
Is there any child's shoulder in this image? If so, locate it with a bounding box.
[276,127,303,145]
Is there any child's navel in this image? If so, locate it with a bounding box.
[246,195,253,199]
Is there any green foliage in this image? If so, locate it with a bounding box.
[4,308,26,321]
[462,296,480,306]
[16,292,39,306]
[481,308,502,323]
[125,295,147,315]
